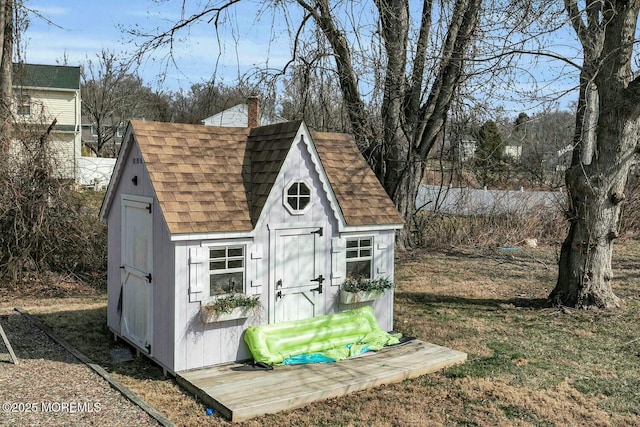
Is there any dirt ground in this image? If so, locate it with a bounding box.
[1,242,639,426]
[0,311,159,426]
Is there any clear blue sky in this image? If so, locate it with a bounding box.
[25,1,290,92]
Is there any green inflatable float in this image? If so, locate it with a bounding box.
[244,306,401,365]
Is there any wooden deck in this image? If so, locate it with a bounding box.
[176,340,467,421]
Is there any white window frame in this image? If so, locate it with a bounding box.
[345,236,374,279]
[283,178,313,215]
[207,244,246,297]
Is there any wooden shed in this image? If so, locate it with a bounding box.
[99,120,403,373]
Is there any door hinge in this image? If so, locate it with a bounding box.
[310,274,324,293]
[146,203,152,214]
[146,273,152,283]
[311,227,323,237]
[145,343,151,354]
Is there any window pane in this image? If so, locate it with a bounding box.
[346,250,358,259]
[228,247,243,257]
[299,183,310,195]
[228,259,243,269]
[210,248,226,259]
[298,196,310,209]
[287,184,298,196]
[210,261,226,270]
[346,240,358,248]
[346,260,371,279]
[210,272,244,295]
[360,239,372,247]
[287,196,299,210]
[360,249,371,257]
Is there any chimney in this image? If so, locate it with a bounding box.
[247,96,260,128]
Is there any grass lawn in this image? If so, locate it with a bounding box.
[2,242,639,426]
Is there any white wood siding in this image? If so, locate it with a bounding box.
[18,88,81,180]
[106,140,175,372]
[202,105,248,127]
[174,240,265,371]
[23,89,78,126]
[257,137,339,322]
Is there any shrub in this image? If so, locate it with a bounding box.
[0,125,107,284]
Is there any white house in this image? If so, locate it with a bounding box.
[99,119,403,373]
[201,96,281,128]
[12,63,81,179]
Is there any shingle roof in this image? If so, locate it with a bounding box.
[312,131,404,226]
[132,121,252,234]
[127,120,402,235]
[248,121,301,225]
[12,63,80,90]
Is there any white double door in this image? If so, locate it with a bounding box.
[272,227,326,323]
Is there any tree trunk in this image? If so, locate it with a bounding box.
[551,0,640,309]
[551,110,637,309]
[391,151,425,248]
[0,0,12,143]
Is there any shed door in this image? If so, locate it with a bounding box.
[121,196,153,354]
[273,227,326,323]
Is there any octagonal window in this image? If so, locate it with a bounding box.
[285,181,311,213]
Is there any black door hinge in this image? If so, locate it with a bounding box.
[311,227,323,237]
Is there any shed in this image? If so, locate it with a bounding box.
[99,120,403,373]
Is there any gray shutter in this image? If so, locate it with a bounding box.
[331,237,345,285]
[188,247,207,302]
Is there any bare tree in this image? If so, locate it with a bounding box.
[0,0,13,140]
[514,111,575,187]
[170,80,265,124]
[130,0,494,246]
[550,0,640,309]
[82,50,151,156]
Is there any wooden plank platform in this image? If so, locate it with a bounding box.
[177,340,467,421]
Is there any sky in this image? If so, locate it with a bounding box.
[24,0,291,92]
[24,1,580,113]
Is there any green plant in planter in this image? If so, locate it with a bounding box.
[340,277,395,293]
[202,294,262,316]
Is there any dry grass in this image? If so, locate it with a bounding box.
[2,242,639,426]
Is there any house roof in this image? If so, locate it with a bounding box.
[312,131,404,226]
[202,104,283,127]
[103,120,402,235]
[12,63,81,90]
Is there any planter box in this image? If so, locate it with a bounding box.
[339,289,385,305]
[200,306,253,323]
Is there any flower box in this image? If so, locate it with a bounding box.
[200,306,254,323]
[338,277,394,305]
[339,289,385,304]
[199,294,261,323]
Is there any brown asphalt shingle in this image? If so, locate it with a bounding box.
[128,120,402,235]
[312,131,403,226]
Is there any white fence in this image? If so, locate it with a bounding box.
[76,157,116,189]
[417,185,566,216]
